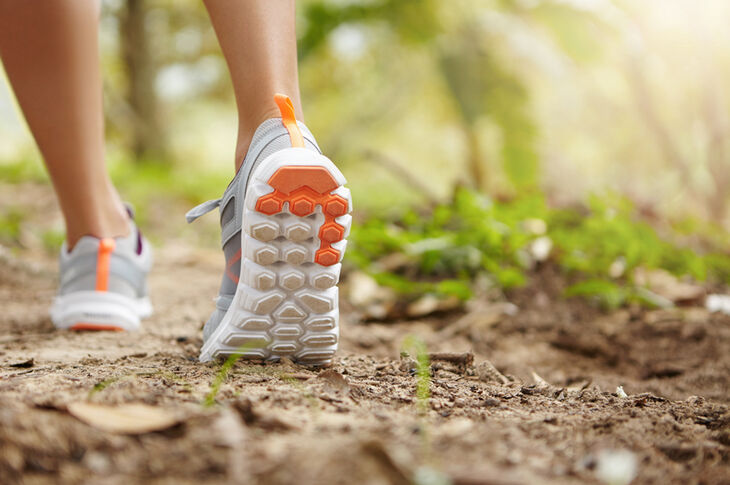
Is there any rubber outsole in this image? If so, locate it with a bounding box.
[50,291,152,332]
[199,148,351,365]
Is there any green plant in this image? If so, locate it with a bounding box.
[349,188,730,309]
[551,195,708,281]
[401,336,453,483]
[401,335,431,415]
[203,341,267,407]
[348,188,549,300]
[88,376,127,397]
[551,194,730,308]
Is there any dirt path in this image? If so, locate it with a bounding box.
[0,184,729,485]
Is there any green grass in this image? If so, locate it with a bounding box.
[88,376,126,397]
[401,336,453,484]
[203,341,268,407]
[402,335,431,415]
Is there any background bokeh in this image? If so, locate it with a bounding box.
[1,0,729,232]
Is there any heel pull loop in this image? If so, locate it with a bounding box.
[274,94,304,148]
[96,238,116,292]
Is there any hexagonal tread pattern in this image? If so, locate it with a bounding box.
[305,316,336,331]
[254,166,350,267]
[311,272,337,290]
[255,247,278,265]
[284,222,310,242]
[275,303,306,323]
[283,245,308,265]
[201,153,349,366]
[281,271,305,290]
[296,288,336,313]
[234,316,272,331]
[251,222,279,242]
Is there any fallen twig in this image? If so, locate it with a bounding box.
[429,352,474,367]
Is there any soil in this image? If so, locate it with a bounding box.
[1,182,729,485]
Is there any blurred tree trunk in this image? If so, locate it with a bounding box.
[628,53,729,223]
[703,74,729,224]
[626,56,691,182]
[119,0,166,162]
[464,122,486,192]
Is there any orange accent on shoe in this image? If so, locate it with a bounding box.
[226,248,242,285]
[255,165,347,267]
[256,194,283,215]
[274,93,305,148]
[319,222,344,243]
[95,238,116,292]
[268,165,339,194]
[291,196,315,217]
[324,196,348,217]
[70,323,124,331]
[315,248,340,266]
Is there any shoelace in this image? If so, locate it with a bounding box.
[185,198,221,223]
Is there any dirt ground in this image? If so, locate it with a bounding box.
[0,182,729,485]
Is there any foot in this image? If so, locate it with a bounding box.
[50,209,153,331]
[187,94,351,365]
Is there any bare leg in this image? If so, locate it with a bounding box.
[0,0,129,248]
[203,0,303,170]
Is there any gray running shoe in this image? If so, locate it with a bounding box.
[50,213,152,331]
[187,94,351,365]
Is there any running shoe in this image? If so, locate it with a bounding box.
[50,211,153,331]
[187,94,351,365]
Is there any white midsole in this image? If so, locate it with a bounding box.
[50,290,152,332]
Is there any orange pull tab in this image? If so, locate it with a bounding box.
[96,238,116,292]
[274,93,305,148]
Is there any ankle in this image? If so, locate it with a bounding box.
[234,104,288,169]
[64,197,130,250]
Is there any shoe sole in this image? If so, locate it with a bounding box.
[198,148,351,365]
[51,291,152,332]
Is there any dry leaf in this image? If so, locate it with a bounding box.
[406,294,461,318]
[346,271,396,320]
[68,402,179,434]
[634,268,704,303]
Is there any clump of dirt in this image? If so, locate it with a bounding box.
[1,182,729,484]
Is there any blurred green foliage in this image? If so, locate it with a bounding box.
[0,208,24,244]
[297,0,585,193]
[349,189,540,296]
[551,195,711,281]
[41,229,66,253]
[348,188,730,308]
[0,157,48,184]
